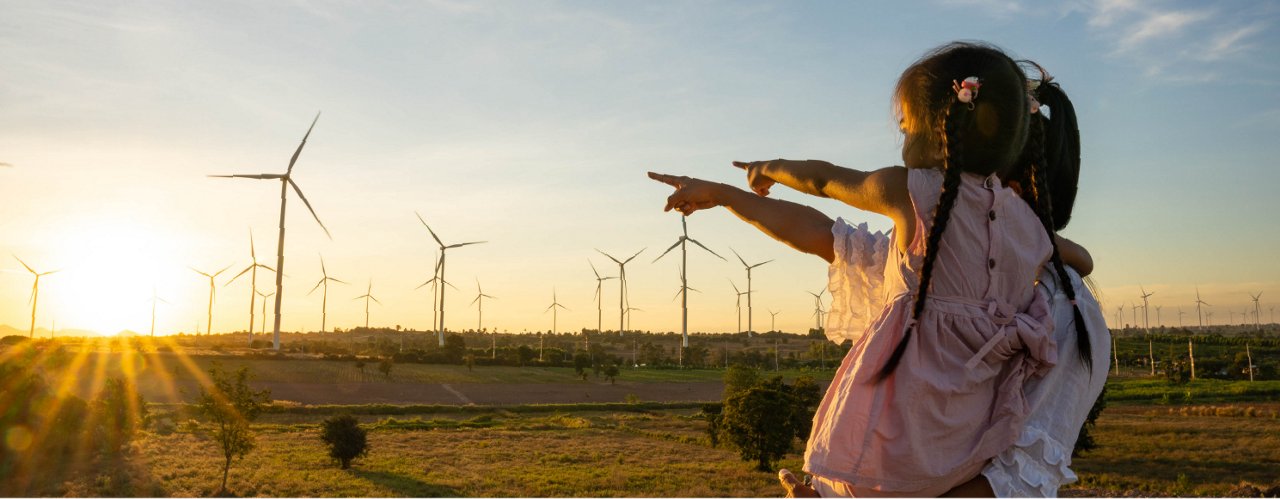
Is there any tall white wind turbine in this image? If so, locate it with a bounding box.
[353,280,381,330]
[654,217,725,347]
[1139,286,1154,331]
[191,265,232,336]
[1194,287,1209,331]
[227,230,276,344]
[1250,292,1263,331]
[589,261,617,334]
[13,256,58,338]
[471,279,496,332]
[210,113,332,351]
[808,287,828,331]
[730,279,747,334]
[730,248,772,337]
[596,248,645,334]
[307,255,347,335]
[416,212,485,346]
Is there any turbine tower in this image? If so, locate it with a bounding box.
[729,279,747,334]
[353,280,381,330]
[191,265,232,336]
[589,261,616,333]
[147,286,168,337]
[415,212,485,346]
[596,248,645,334]
[653,216,725,347]
[210,113,332,351]
[1194,287,1209,332]
[227,230,276,344]
[306,255,347,335]
[730,248,772,337]
[13,256,58,338]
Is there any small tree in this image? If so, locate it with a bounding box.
[721,382,796,471]
[378,358,393,378]
[320,414,368,469]
[573,353,591,378]
[1073,385,1107,457]
[194,363,271,494]
[96,377,148,452]
[603,364,620,385]
[355,359,366,376]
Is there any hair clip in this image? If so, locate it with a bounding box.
[953,76,981,109]
[1027,79,1042,114]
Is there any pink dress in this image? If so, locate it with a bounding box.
[805,168,1056,496]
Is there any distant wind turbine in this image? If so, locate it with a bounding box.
[210,113,332,351]
[589,261,616,334]
[1139,286,1154,331]
[470,279,496,332]
[653,216,724,347]
[729,280,747,334]
[416,212,486,346]
[1194,287,1209,331]
[1130,302,1141,328]
[808,287,828,331]
[191,265,232,336]
[14,256,58,338]
[1250,292,1263,332]
[227,230,276,344]
[148,287,169,337]
[257,289,274,335]
[769,309,780,333]
[731,248,773,337]
[545,288,569,335]
[353,280,381,330]
[1177,307,1185,329]
[306,255,347,335]
[1155,305,1163,329]
[624,306,643,331]
[596,248,645,334]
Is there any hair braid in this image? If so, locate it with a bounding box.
[1026,116,1094,368]
[875,99,970,382]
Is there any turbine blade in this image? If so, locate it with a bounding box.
[595,249,622,264]
[287,112,321,174]
[687,238,726,260]
[329,277,348,285]
[249,229,257,260]
[257,264,277,273]
[590,261,601,279]
[308,279,325,295]
[289,178,332,239]
[652,240,682,263]
[447,241,486,249]
[207,173,285,179]
[471,295,481,306]
[750,259,775,269]
[214,265,232,277]
[415,212,445,247]
[622,248,646,264]
[225,266,252,286]
[190,267,212,278]
[730,247,747,267]
[370,296,382,305]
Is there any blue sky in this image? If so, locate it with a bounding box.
[1,0,1278,335]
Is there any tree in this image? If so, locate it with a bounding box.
[573,352,591,378]
[723,364,760,398]
[1073,385,1106,457]
[721,382,797,471]
[194,363,271,494]
[355,359,366,375]
[95,377,148,452]
[319,414,368,469]
[603,363,620,384]
[378,358,393,378]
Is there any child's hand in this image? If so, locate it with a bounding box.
[732,160,781,197]
[648,172,722,216]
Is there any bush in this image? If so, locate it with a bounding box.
[320,414,368,469]
[378,358,393,378]
[713,367,822,472]
[195,363,271,494]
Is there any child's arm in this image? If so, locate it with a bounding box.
[648,172,835,263]
[732,159,915,251]
[1055,234,1093,277]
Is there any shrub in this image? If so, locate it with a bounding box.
[378,358,393,378]
[195,362,271,494]
[320,414,368,469]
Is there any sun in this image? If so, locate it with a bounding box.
[46,220,187,336]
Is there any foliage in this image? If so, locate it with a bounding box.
[722,364,760,398]
[712,367,822,471]
[573,353,591,378]
[194,362,272,494]
[1074,384,1106,457]
[603,364,620,384]
[96,377,150,453]
[378,358,394,378]
[319,414,368,469]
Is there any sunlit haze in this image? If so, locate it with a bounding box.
[2,1,1278,337]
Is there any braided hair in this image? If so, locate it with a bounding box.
[1016,64,1093,368]
[875,42,1032,381]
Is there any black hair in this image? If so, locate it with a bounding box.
[1016,63,1092,368]
[876,42,1032,381]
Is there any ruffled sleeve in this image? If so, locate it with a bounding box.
[824,217,891,344]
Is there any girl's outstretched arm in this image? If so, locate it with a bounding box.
[648,172,835,263]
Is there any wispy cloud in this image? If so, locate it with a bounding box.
[1197,22,1266,61]
[1115,9,1210,53]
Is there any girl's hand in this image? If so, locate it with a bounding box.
[732,160,782,196]
[648,172,723,216]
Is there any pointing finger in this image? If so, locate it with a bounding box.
[648,171,684,188]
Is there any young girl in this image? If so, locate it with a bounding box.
[650,42,1090,496]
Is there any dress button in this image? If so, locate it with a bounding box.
[988,258,996,269]
[988,210,996,221]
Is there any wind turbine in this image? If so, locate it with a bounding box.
[624,306,643,331]
[1250,292,1263,331]
[1155,305,1163,328]
[191,265,232,336]
[545,288,569,335]
[729,279,747,334]
[227,230,276,343]
[1139,286,1154,331]
[1178,307,1185,329]
[1194,287,1209,331]
[1130,303,1141,328]
[471,279,496,332]
[147,287,169,337]
[808,287,828,331]
[415,212,486,346]
[257,289,274,335]
[306,255,347,336]
[353,280,381,330]
[769,309,780,332]
[1115,305,1123,329]
[653,216,725,347]
[589,261,617,334]
[14,256,59,338]
[730,248,772,337]
[209,113,332,351]
[596,248,645,334]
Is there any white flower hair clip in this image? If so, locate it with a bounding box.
[953,76,981,109]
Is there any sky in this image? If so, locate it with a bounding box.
[2,0,1278,337]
